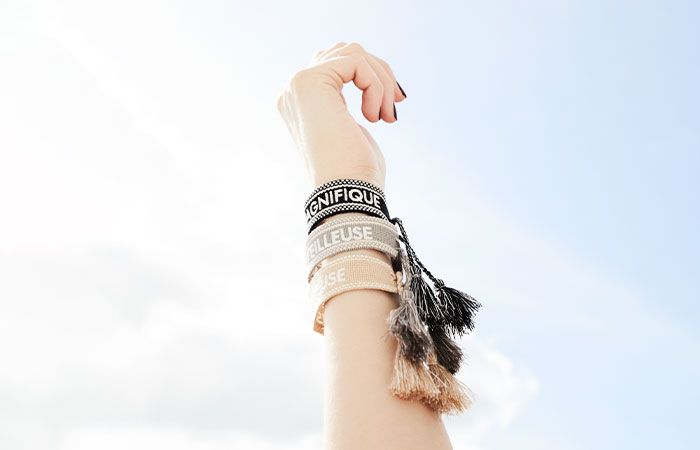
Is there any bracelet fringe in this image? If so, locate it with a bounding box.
[428,325,464,375]
[391,217,482,338]
[388,250,432,364]
[304,179,482,416]
[425,349,474,415]
[387,248,474,414]
[389,350,441,400]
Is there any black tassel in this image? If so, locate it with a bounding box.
[434,279,481,337]
[409,272,446,327]
[428,326,463,375]
[391,216,481,338]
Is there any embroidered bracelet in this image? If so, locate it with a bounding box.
[308,253,401,335]
[305,214,400,282]
[304,178,385,208]
[305,179,391,234]
[302,178,483,415]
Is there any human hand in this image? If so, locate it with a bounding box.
[276,42,407,191]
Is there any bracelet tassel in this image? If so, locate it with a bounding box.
[388,247,474,414]
[391,217,482,338]
[388,249,439,400]
[303,179,482,415]
[425,348,473,414]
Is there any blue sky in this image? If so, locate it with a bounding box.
[0,1,697,449]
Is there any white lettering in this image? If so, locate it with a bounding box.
[321,267,346,290]
[307,225,380,262]
[352,225,363,240]
[348,188,363,202]
[317,193,330,208]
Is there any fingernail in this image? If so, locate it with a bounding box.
[397,81,407,98]
[393,103,397,120]
[378,106,382,121]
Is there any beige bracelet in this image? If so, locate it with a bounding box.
[305,215,400,282]
[308,253,402,334]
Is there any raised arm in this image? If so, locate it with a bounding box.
[277,42,454,450]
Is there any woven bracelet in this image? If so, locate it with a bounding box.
[305,179,391,234]
[305,214,400,282]
[302,178,483,415]
[308,253,400,335]
[304,178,386,211]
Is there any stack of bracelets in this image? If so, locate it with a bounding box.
[304,178,482,415]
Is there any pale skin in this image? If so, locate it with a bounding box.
[277,42,453,449]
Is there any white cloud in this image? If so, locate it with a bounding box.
[0,5,539,450]
[445,335,539,447]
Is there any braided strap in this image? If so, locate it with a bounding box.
[304,179,386,209]
[304,179,391,234]
[308,253,401,335]
[305,214,400,282]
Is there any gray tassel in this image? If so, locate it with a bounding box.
[388,249,432,364]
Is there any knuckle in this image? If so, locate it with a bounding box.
[346,41,365,53]
[289,67,325,93]
[289,68,312,88]
[352,52,365,66]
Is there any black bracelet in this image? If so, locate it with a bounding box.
[304,178,386,210]
[305,179,391,233]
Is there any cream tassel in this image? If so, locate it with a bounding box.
[389,348,441,400]
[425,349,473,414]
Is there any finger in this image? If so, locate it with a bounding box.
[312,41,347,65]
[322,43,386,122]
[309,41,347,66]
[317,53,384,123]
[322,41,347,56]
[363,54,398,122]
[368,54,406,103]
[323,43,400,120]
[309,50,324,66]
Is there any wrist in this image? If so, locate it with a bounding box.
[312,172,385,192]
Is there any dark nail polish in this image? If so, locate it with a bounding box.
[378,106,382,121]
[397,81,407,98]
[393,103,397,120]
